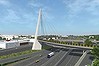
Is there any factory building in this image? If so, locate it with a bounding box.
[0,41,20,49]
[0,40,30,49]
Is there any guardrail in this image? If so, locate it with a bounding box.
[40,40,93,50]
[54,49,73,66]
[74,50,89,66]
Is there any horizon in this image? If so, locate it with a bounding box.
[0,0,99,35]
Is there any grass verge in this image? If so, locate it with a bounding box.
[0,50,38,59]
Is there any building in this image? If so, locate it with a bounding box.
[0,39,31,49]
[0,41,20,49]
[0,35,18,40]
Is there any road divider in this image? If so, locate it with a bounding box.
[74,50,89,66]
[54,49,73,66]
[41,50,63,66]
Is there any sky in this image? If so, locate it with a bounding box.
[0,0,99,35]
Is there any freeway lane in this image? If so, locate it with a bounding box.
[20,48,60,66]
[0,50,49,64]
[13,47,59,66]
[0,41,94,66]
[79,52,94,66]
[0,44,32,56]
[13,50,50,66]
[0,41,89,56]
[41,49,69,66]
[59,49,83,66]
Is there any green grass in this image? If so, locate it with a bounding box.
[0,50,38,59]
[42,45,52,50]
[0,57,30,66]
[45,40,96,48]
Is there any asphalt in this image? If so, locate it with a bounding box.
[41,41,92,50]
[80,52,94,66]
[13,50,51,66]
[0,50,47,64]
[0,41,94,66]
[13,47,60,66]
[58,49,83,66]
[0,44,32,56]
[42,49,69,66]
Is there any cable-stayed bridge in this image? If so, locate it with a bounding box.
[0,9,94,66]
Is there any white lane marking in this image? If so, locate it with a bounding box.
[54,49,73,66]
[26,55,47,66]
[65,55,73,66]
[41,50,63,66]
[74,50,89,66]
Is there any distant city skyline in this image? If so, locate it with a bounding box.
[0,0,99,35]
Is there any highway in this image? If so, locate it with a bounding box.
[44,49,69,66]
[57,49,83,66]
[79,52,94,66]
[0,44,32,56]
[0,50,48,64]
[13,47,60,66]
[0,41,94,66]
[12,48,84,66]
[13,50,51,66]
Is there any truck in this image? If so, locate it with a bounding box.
[47,52,54,58]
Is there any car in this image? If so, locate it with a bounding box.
[40,55,42,57]
[47,52,54,58]
[35,60,39,63]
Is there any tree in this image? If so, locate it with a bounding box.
[92,46,99,66]
[94,35,99,41]
[0,37,2,40]
[84,39,92,46]
[93,59,99,66]
[92,46,99,59]
[2,38,6,40]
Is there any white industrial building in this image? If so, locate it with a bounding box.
[0,40,29,49]
[0,41,20,49]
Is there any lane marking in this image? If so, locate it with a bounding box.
[13,50,49,66]
[26,55,47,66]
[74,50,89,66]
[54,49,73,66]
[65,55,73,66]
[41,50,63,66]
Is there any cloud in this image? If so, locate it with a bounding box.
[63,0,99,16]
[28,0,55,23]
[0,0,10,6]
[29,1,42,8]
[6,9,20,20]
[0,9,20,23]
[62,0,99,27]
[0,8,36,25]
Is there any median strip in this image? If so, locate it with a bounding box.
[41,50,63,66]
[0,50,38,59]
[74,50,89,66]
[0,56,30,66]
[54,49,73,66]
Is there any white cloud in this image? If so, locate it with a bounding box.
[0,0,10,6]
[63,0,99,16]
[0,9,35,25]
[29,2,42,8]
[6,9,20,20]
[28,0,55,23]
[62,0,99,27]
[29,0,43,8]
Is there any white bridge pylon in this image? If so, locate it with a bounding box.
[31,9,42,50]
